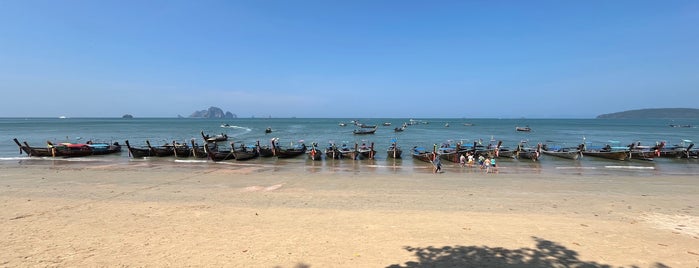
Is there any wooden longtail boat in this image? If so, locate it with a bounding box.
[201,131,228,143]
[353,127,377,135]
[231,142,259,161]
[86,141,122,155]
[190,139,207,158]
[358,142,376,159]
[271,140,307,158]
[515,126,531,132]
[13,138,52,157]
[515,143,541,161]
[338,143,359,160]
[656,141,694,159]
[172,140,191,158]
[581,143,628,161]
[325,143,341,159]
[204,143,235,161]
[412,146,435,163]
[541,144,582,160]
[125,140,152,158]
[387,142,402,159]
[257,140,275,157]
[308,143,323,161]
[47,141,94,157]
[146,140,174,157]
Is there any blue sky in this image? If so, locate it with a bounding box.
[1,0,697,118]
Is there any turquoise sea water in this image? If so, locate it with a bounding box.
[1,117,698,176]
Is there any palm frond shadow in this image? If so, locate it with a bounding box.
[387,236,668,268]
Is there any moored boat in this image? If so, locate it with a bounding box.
[387,142,402,159]
[515,126,532,132]
[357,142,376,159]
[271,139,307,158]
[201,131,228,143]
[13,138,52,157]
[353,127,377,135]
[325,143,341,159]
[125,140,152,158]
[46,141,94,157]
[146,140,174,157]
[257,140,275,157]
[307,143,323,161]
[231,142,259,161]
[86,141,122,155]
[204,143,236,161]
[412,146,435,163]
[581,143,629,161]
[541,144,582,160]
[338,143,359,160]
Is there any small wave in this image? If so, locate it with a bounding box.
[174,159,209,163]
[555,167,598,170]
[366,165,407,168]
[605,166,655,170]
[221,125,252,132]
[0,157,30,161]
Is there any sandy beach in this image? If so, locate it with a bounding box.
[1,161,697,267]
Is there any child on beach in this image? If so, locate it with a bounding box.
[478,155,485,169]
[490,157,497,173]
[459,154,466,167]
[484,157,491,174]
[467,153,474,168]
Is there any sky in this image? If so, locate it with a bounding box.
[0,0,697,118]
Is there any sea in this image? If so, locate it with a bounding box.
[1,117,698,176]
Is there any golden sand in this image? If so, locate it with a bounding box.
[1,163,697,267]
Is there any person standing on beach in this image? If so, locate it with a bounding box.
[490,156,498,173]
[433,154,442,173]
[459,154,466,167]
[484,157,491,174]
[467,153,474,168]
[478,155,485,169]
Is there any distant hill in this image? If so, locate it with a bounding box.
[189,106,237,119]
[596,108,699,119]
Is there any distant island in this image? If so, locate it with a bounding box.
[597,108,699,119]
[189,106,237,119]
[122,114,134,119]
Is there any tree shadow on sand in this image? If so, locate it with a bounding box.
[387,236,668,268]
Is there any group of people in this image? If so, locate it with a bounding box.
[432,152,498,174]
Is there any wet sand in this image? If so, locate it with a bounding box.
[1,161,698,267]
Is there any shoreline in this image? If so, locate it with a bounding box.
[1,163,698,267]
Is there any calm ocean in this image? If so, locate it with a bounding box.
[1,117,698,176]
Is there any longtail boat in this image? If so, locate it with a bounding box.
[231,142,259,161]
[257,140,275,157]
[325,143,341,159]
[46,141,94,157]
[357,142,376,159]
[125,140,152,158]
[204,143,235,161]
[387,141,402,159]
[338,143,359,160]
[307,143,323,161]
[581,143,628,161]
[146,140,174,157]
[13,138,52,157]
[412,146,434,163]
[271,139,307,158]
[540,144,582,160]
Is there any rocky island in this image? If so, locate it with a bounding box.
[189,107,237,119]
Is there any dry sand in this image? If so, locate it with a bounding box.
[1,162,698,267]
